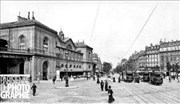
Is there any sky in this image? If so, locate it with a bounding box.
[1,1,180,68]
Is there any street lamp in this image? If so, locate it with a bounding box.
[65,51,69,87]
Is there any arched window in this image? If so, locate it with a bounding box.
[61,64,64,68]
[43,37,48,52]
[19,35,25,49]
[89,65,91,69]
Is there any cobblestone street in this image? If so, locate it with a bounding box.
[30,77,180,103]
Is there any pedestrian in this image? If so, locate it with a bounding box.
[31,83,37,96]
[105,80,108,91]
[177,72,179,83]
[97,77,100,84]
[169,72,171,82]
[113,77,116,82]
[87,76,88,80]
[52,76,56,84]
[118,76,121,83]
[93,75,95,81]
[108,86,115,103]
[100,80,104,91]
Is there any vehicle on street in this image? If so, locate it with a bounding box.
[142,71,150,82]
[125,71,134,82]
[149,71,163,85]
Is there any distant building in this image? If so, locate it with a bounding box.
[126,39,180,72]
[159,40,180,71]
[92,53,102,74]
[0,12,93,81]
[145,44,160,70]
[75,41,93,75]
[137,50,146,70]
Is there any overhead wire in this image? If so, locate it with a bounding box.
[123,2,159,58]
[89,3,101,45]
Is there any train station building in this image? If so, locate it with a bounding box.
[0,12,94,81]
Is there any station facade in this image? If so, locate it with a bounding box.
[0,13,94,81]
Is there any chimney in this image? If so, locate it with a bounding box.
[32,11,35,20]
[28,12,30,19]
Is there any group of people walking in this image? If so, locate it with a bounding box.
[97,77,115,103]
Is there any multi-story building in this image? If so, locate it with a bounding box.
[92,53,102,74]
[137,50,146,71]
[145,44,160,70]
[75,41,93,75]
[159,40,180,71]
[0,13,93,81]
[126,40,180,72]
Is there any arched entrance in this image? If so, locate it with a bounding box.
[43,61,48,80]
[19,63,24,74]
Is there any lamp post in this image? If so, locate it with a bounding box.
[65,51,69,87]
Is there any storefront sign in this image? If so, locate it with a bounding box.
[0,74,30,102]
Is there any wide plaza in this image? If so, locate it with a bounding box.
[30,77,180,103]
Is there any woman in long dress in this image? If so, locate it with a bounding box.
[105,80,108,91]
[108,86,115,103]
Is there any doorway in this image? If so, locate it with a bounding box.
[43,61,48,80]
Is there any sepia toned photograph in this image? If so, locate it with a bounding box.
[0,0,179,103]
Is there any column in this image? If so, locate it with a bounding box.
[56,69,60,81]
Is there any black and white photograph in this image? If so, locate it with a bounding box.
[0,0,180,103]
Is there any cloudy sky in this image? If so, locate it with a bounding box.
[1,1,179,68]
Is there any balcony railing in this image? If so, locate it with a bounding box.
[0,47,56,55]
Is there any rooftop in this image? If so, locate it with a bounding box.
[75,41,93,50]
[0,13,57,34]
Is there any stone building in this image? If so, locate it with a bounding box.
[92,53,102,74]
[75,41,93,76]
[136,50,146,71]
[0,12,93,81]
[145,44,160,70]
[159,40,180,71]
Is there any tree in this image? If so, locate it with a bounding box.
[113,65,123,73]
[126,59,136,71]
[102,62,112,74]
